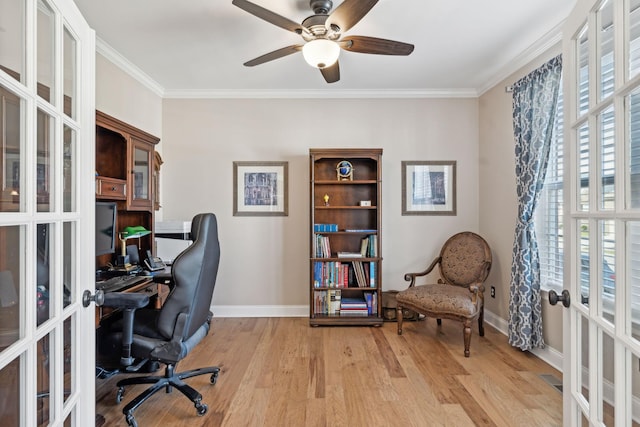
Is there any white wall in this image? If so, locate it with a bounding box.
[161,98,480,310]
[95,54,163,141]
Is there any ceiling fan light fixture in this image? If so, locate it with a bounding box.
[302,39,340,69]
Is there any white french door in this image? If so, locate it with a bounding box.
[563,0,640,425]
[0,0,95,426]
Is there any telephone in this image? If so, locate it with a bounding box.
[144,250,166,271]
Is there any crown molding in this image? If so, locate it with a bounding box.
[98,21,564,101]
[162,88,478,99]
[96,37,165,98]
[477,20,564,96]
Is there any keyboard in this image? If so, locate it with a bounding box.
[96,275,150,293]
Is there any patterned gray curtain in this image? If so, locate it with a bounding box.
[508,55,562,351]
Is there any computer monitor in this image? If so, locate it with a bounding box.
[95,202,117,256]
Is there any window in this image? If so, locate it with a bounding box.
[536,87,564,292]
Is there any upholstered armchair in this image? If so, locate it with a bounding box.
[395,232,492,357]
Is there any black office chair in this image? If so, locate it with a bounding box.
[99,213,221,427]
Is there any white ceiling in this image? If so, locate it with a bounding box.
[72,0,576,97]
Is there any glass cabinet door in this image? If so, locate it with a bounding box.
[129,138,153,210]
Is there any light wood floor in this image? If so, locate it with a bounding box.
[95,317,562,426]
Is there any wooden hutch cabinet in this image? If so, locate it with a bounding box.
[95,111,159,268]
[309,148,383,326]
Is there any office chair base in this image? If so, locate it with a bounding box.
[116,364,220,426]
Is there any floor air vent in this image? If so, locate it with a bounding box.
[540,374,563,393]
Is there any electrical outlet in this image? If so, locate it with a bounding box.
[490,286,496,298]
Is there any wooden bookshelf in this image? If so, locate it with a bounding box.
[309,148,383,326]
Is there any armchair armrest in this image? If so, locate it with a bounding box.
[404,257,442,287]
[101,292,150,367]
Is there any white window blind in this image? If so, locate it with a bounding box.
[536,89,564,291]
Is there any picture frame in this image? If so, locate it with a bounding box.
[233,161,288,216]
[402,160,456,216]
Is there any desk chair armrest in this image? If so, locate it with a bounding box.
[102,292,150,310]
[102,292,150,367]
[404,257,441,287]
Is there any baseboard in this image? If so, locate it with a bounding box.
[483,309,563,372]
[211,305,308,318]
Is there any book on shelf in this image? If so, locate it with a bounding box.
[369,261,375,287]
[315,234,332,258]
[341,296,367,308]
[314,223,338,232]
[338,295,368,316]
[329,289,341,315]
[360,238,368,256]
[344,229,377,233]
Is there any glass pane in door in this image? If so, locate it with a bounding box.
[629,0,640,79]
[37,109,52,212]
[580,219,591,306]
[63,125,75,212]
[600,106,615,210]
[0,84,22,213]
[36,0,55,104]
[602,332,615,426]
[63,316,72,404]
[0,0,25,83]
[627,222,640,343]
[599,0,614,100]
[62,27,75,119]
[62,222,73,308]
[627,87,640,208]
[0,225,22,347]
[579,123,590,210]
[37,333,52,427]
[0,357,21,425]
[580,314,590,403]
[36,223,51,326]
[601,220,616,325]
[579,25,590,117]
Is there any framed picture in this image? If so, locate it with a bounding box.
[402,160,456,215]
[233,161,288,216]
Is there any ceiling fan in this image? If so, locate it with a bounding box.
[231,0,414,83]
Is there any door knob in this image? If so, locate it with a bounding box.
[82,289,105,307]
[548,289,570,308]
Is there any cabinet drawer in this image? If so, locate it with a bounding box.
[96,176,126,199]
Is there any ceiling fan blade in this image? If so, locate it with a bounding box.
[232,0,307,35]
[320,61,340,84]
[326,0,378,33]
[339,36,414,55]
[243,45,303,67]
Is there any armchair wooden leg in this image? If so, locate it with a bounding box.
[397,305,404,335]
[478,306,485,337]
[436,319,442,326]
[463,320,472,358]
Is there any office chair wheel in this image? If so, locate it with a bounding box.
[210,371,218,384]
[116,387,125,403]
[126,414,137,427]
[196,402,208,416]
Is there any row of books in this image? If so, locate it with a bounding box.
[312,290,377,316]
[313,261,376,288]
[315,234,378,259]
[360,234,378,258]
[314,234,332,258]
[313,223,338,232]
